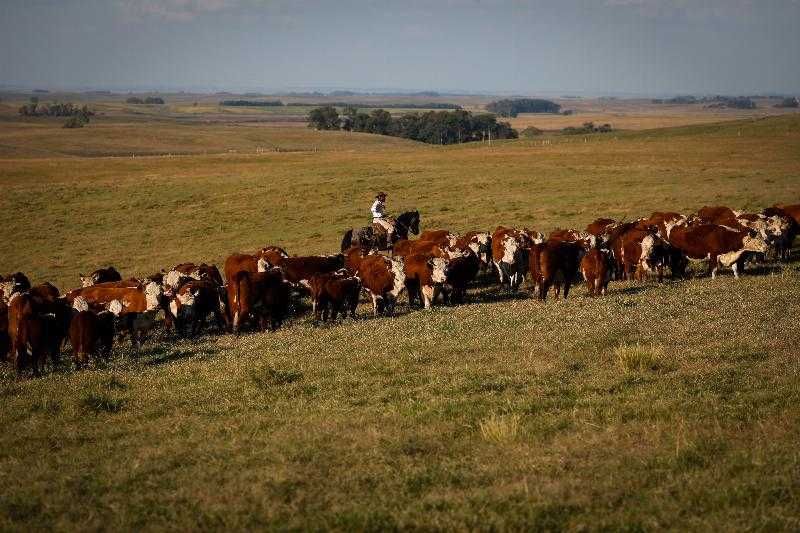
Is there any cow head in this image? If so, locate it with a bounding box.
[429,257,448,284]
[79,274,93,287]
[143,281,164,311]
[742,234,769,254]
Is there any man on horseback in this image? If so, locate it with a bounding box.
[371,192,395,247]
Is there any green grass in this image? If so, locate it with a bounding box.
[1,109,800,530]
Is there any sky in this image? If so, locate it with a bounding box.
[1,0,799,96]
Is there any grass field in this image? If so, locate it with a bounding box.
[1,101,800,530]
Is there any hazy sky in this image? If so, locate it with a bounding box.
[2,0,799,95]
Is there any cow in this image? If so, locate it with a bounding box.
[68,308,115,368]
[356,254,406,316]
[763,206,799,260]
[619,229,671,282]
[549,228,598,249]
[0,272,31,303]
[79,266,122,288]
[644,212,688,241]
[585,218,616,237]
[404,254,448,309]
[227,269,290,334]
[419,229,459,247]
[459,231,493,271]
[443,250,481,303]
[223,246,289,282]
[666,223,769,278]
[580,248,613,296]
[65,280,165,348]
[492,226,541,289]
[165,263,224,289]
[309,270,361,322]
[695,206,789,261]
[7,291,70,376]
[393,239,448,258]
[168,280,227,337]
[529,241,583,301]
[262,254,345,290]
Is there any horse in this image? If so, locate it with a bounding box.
[340,210,420,253]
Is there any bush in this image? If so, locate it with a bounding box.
[63,116,87,128]
[307,106,341,130]
[774,97,798,108]
[125,97,144,104]
[144,96,165,105]
[520,126,544,138]
[614,343,666,373]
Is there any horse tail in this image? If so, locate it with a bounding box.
[341,229,354,253]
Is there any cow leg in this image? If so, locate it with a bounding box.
[585,278,594,296]
[731,261,739,279]
[563,278,571,300]
[370,294,379,316]
[421,286,434,309]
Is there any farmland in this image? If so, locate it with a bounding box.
[1,95,799,530]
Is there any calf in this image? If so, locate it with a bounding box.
[529,241,583,301]
[310,270,361,321]
[404,254,448,309]
[79,266,122,288]
[357,254,406,316]
[443,250,481,303]
[227,269,290,334]
[69,310,115,368]
[580,248,613,296]
[168,280,226,337]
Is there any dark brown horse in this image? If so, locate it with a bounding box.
[340,210,421,253]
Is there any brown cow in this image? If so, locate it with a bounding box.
[79,266,122,288]
[7,291,69,376]
[585,218,616,237]
[459,231,493,271]
[0,272,31,303]
[529,241,583,301]
[310,270,361,321]
[667,223,769,278]
[393,239,450,258]
[223,246,289,282]
[66,280,165,348]
[227,269,290,334]
[404,254,448,309]
[644,212,688,241]
[69,310,115,368]
[492,226,541,289]
[619,230,670,282]
[419,229,459,247]
[168,280,226,337]
[580,248,613,296]
[264,254,345,289]
[356,254,406,316]
[549,228,598,249]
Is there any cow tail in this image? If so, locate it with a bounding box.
[341,230,353,253]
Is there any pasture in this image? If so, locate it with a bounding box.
[1,99,800,530]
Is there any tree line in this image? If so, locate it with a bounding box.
[485,98,561,117]
[220,100,283,107]
[126,96,165,105]
[18,97,94,128]
[219,100,462,110]
[308,107,517,145]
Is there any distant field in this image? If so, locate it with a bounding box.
[1,103,800,530]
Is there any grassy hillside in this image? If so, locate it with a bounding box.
[1,112,800,530]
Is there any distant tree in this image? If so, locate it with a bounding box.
[486,98,560,117]
[126,97,144,104]
[520,126,543,138]
[144,96,165,104]
[307,106,340,130]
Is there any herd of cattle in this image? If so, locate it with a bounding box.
[1,203,798,377]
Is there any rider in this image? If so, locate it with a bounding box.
[371,192,395,244]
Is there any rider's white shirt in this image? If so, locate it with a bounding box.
[371,199,386,219]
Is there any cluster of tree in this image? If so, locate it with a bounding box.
[485,98,561,117]
[774,97,799,108]
[308,106,517,144]
[562,122,612,135]
[219,99,283,107]
[703,96,756,109]
[18,98,94,120]
[125,96,165,104]
[291,102,462,110]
